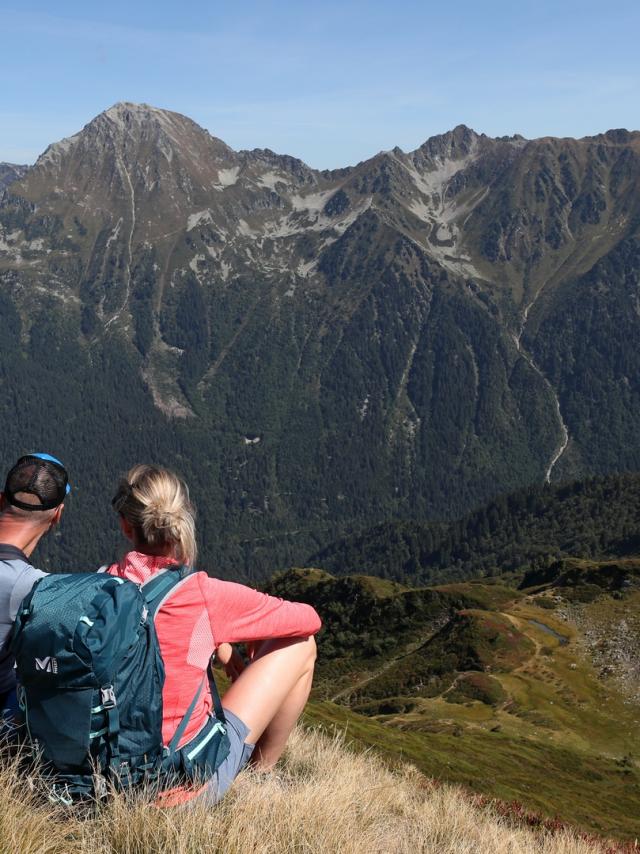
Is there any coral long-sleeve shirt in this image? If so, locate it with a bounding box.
[105,551,321,748]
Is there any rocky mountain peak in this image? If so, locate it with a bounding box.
[33,101,233,173]
[96,101,182,144]
[103,100,171,125]
[95,101,230,152]
[580,128,640,151]
[416,124,480,162]
[15,101,242,226]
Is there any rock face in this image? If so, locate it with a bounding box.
[1,103,640,575]
[0,163,27,193]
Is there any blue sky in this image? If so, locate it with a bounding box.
[1,0,639,168]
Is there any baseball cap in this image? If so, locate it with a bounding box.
[4,452,70,512]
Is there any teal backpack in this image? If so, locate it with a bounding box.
[10,567,230,804]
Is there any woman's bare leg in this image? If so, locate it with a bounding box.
[248,645,315,768]
[220,635,316,769]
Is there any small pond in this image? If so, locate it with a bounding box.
[528,619,569,645]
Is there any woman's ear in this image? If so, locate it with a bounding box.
[119,514,135,542]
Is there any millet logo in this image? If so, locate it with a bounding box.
[35,656,58,674]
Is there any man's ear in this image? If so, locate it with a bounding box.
[50,503,64,528]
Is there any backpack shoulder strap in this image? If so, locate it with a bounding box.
[141,565,190,619]
[167,669,227,756]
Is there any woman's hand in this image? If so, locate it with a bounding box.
[214,643,245,682]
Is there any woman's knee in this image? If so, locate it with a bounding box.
[221,635,317,743]
[253,634,316,663]
[284,634,316,674]
[306,635,317,667]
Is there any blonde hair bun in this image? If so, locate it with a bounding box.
[112,464,197,565]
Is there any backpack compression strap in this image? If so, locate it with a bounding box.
[140,566,227,751]
[140,565,190,619]
[166,669,226,756]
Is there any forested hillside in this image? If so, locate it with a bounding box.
[311,473,640,584]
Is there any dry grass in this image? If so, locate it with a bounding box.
[0,728,619,854]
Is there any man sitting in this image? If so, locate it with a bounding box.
[0,453,69,719]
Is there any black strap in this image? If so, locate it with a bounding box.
[0,544,29,562]
[5,495,60,512]
[208,669,226,724]
[106,705,121,773]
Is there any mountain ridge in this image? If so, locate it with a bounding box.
[14,102,640,169]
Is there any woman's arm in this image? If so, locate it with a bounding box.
[214,642,245,681]
[198,575,321,647]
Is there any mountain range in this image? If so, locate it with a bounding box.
[1,103,640,575]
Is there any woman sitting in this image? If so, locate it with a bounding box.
[105,463,320,804]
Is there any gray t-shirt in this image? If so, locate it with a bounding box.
[0,545,46,694]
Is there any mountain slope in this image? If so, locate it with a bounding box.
[1,104,640,575]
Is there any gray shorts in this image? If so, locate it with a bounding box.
[199,708,254,804]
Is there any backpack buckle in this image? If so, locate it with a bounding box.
[100,685,117,708]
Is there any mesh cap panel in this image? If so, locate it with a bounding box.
[4,455,69,511]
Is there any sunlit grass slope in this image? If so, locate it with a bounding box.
[267,566,640,840]
[0,728,621,854]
